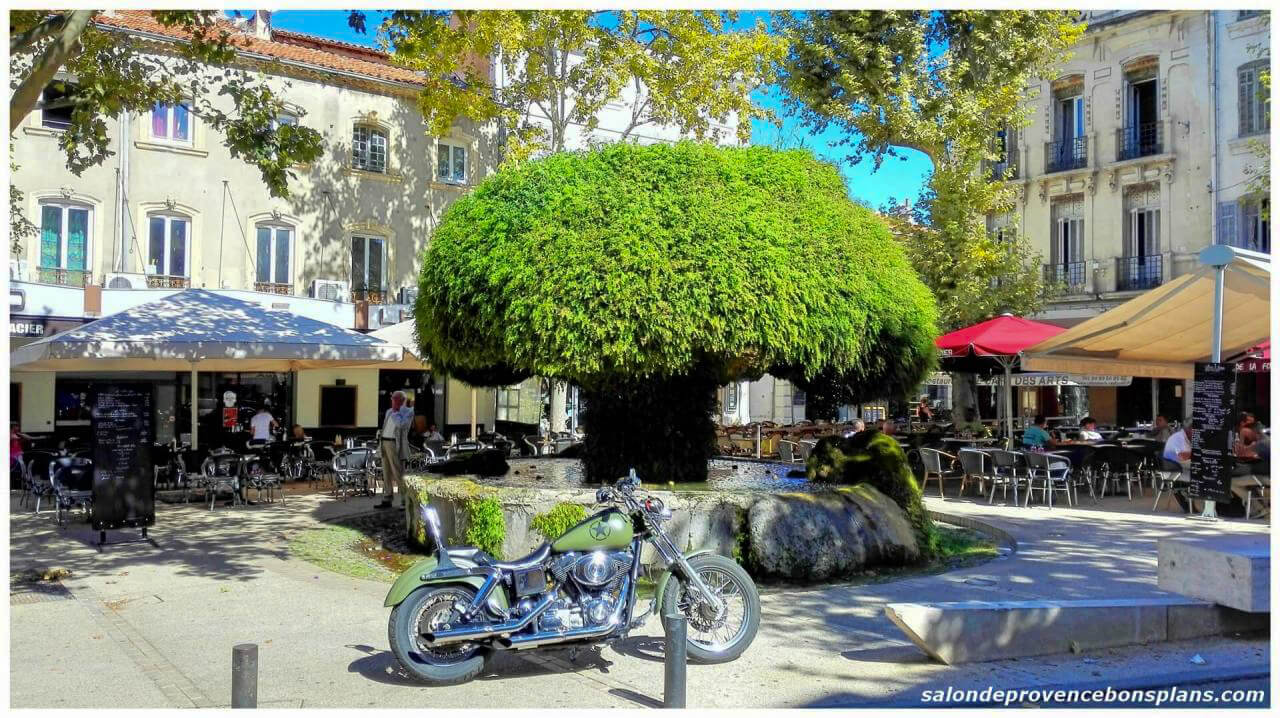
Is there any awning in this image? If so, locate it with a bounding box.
[10,288,403,372]
[369,320,431,370]
[1024,246,1270,379]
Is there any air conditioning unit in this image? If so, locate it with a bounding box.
[398,286,419,306]
[104,272,147,289]
[9,260,31,282]
[310,279,348,302]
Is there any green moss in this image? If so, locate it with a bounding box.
[529,502,588,542]
[805,430,941,558]
[461,495,506,559]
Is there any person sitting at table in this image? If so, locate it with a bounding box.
[917,397,933,423]
[424,423,445,442]
[289,424,309,442]
[879,419,896,436]
[843,419,866,438]
[1077,416,1103,442]
[1146,414,1173,442]
[953,408,988,438]
[1162,420,1193,469]
[1021,415,1054,449]
[1234,426,1270,473]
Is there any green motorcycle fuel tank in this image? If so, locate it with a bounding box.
[551,509,633,552]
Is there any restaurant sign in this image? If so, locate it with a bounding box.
[927,372,1130,386]
[9,316,46,338]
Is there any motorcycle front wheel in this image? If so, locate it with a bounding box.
[660,554,760,664]
[388,585,492,686]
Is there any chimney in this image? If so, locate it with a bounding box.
[251,10,272,41]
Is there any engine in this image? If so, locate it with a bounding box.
[536,549,633,632]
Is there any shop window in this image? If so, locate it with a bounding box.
[320,385,358,427]
[496,384,521,421]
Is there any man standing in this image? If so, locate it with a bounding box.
[377,391,413,509]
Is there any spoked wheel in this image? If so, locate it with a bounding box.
[660,554,760,664]
[388,585,491,685]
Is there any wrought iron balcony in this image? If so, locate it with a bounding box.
[254,282,293,295]
[1116,122,1163,161]
[146,275,190,289]
[1042,261,1089,295]
[985,158,1019,181]
[351,286,388,304]
[36,267,91,287]
[1045,137,1088,174]
[1115,255,1164,292]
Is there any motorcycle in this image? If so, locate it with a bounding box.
[385,470,760,685]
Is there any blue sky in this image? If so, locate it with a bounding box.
[253,10,932,209]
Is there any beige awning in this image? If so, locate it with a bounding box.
[1023,246,1271,379]
[369,320,431,370]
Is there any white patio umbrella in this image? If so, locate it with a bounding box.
[10,289,403,448]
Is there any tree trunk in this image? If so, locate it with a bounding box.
[579,370,720,484]
[10,10,95,133]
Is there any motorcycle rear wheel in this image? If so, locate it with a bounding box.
[660,554,760,664]
[389,585,492,686]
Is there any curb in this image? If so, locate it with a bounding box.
[927,509,1018,554]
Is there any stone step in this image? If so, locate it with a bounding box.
[1157,535,1269,613]
[885,597,1267,665]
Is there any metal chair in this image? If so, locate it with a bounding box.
[49,457,94,528]
[1151,458,1191,513]
[332,447,375,499]
[22,450,59,513]
[777,439,801,464]
[956,449,994,499]
[1023,451,1073,508]
[1089,445,1147,500]
[1244,476,1269,520]
[242,454,284,505]
[200,452,244,510]
[305,442,336,489]
[986,448,1026,505]
[919,447,961,498]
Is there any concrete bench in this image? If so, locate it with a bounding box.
[886,597,1266,665]
[1158,535,1269,613]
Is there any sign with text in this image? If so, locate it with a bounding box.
[91,384,155,531]
[9,316,45,337]
[1188,362,1235,502]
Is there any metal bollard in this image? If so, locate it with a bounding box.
[663,612,687,709]
[232,643,258,708]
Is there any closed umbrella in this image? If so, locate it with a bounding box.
[935,314,1068,446]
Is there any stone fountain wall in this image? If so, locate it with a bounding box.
[402,474,921,581]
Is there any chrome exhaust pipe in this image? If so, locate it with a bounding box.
[422,593,554,645]
[495,616,620,650]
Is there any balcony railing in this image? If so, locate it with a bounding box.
[1043,261,1089,295]
[351,287,388,304]
[146,275,190,289]
[254,282,293,295]
[1116,122,1163,161]
[1045,137,1088,174]
[36,267,91,287]
[1115,255,1164,292]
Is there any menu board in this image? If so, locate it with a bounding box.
[91,384,155,531]
[1188,362,1236,502]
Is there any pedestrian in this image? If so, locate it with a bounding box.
[377,391,414,509]
[1146,414,1173,442]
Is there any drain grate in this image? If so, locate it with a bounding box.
[10,582,74,605]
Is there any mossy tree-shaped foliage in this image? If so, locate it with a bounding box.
[416,142,938,482]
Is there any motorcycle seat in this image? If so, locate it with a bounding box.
[450,543,551,572]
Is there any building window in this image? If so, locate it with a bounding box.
[725,384,739,413]
[437,141,467,183]
[1242,197,1271,253]
[350,234,386,300]
[352,125,387,173]
[150,102,192,143]
[1237,10,1263,21]
[38,201,90,285]
[147,213,190,281]
[496,384,521,421]
[1239,60,1270,137]
[1047,84,1086,172]
[255,223,293,290]
[40,83,75,130]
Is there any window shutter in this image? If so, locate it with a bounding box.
[1217,201,1239,246]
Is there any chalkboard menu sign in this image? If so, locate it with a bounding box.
[91,384,155,531]
[1189,361,1236,502]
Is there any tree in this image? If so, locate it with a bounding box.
[414,142,938,482]
[9,11,324,204]
[375,11,784,163]
[780,10,1085,330]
